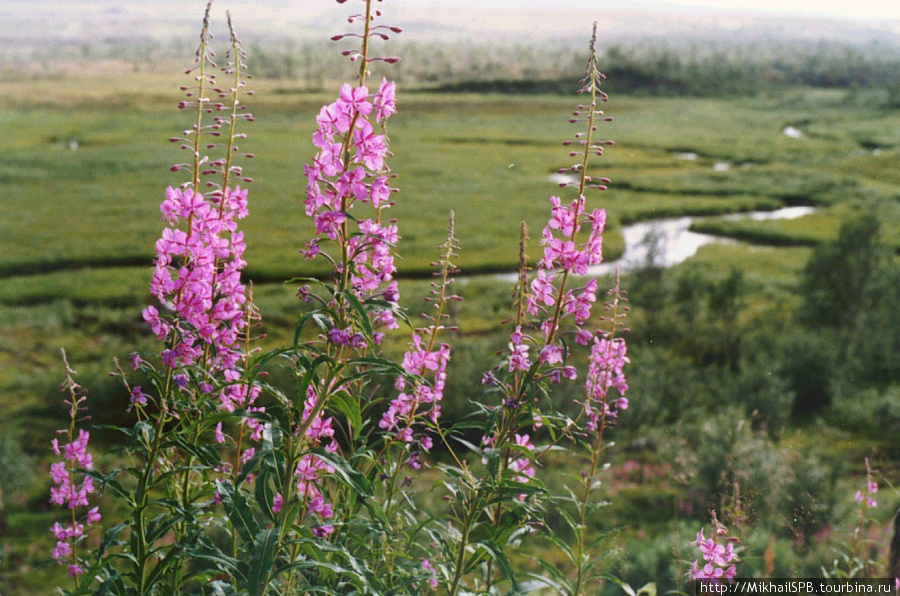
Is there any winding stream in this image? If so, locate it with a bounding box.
[488,205,816,282]
[589,205,816,276]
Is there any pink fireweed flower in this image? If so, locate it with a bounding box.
[421,558,439,590]
[381,333,450,446]
[272,492,283,514]
[300,78,405,391]
[527,269,557,316]
[584,334,629,431]
[314,210,347,240]
[338,83,373,119]
[508,326,532,372]
[688,523,739,582]
[50,355,101,572]
[370,176,391,207]
[144,185,251,377]
[130,386,147,407]
[509,434,536,484]
[538,196,606,275]
[214,422,227,444]
[539,343,564,365]
[291,385,339,520]
[374,77,397,122]
[547,195,581,237]
[855,460,879,508]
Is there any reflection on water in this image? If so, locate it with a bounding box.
[587,206,816,276]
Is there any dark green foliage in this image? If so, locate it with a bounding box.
[0,431,32,532]
[730,358,795,439]
[778,328,837,416]
[800,213,883,330]
[779,451,843,543]
[845,263,900,387]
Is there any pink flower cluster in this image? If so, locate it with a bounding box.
[379,331,450,454]
[688,525,738,582]
[421,558,439,590]
[855,477,878,508]
[512,195,607,384]
[539,195,605,275]
[302,79,400,331]
[293,385,339,536]
[584,335,629,431]
[508,433,536,484]
[49,428,100,577]
[143,185,254,412]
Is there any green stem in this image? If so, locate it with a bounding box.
[448,503,477,596]
[573,424,605,596]
[135,397,171,594]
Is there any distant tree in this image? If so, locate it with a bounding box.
[799,213,882,330]
[845,260,900,387]
[793,213,899,412]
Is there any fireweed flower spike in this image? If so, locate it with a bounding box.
[46,3,650,593]
[687,516,739,582]
[442,23,627,596]
[488,21,619,487]
[125,7,262,593]
[494,21,615,426]
[276,0,409,571]
[49,350,100,582]
[291,0,403,496]
[144,3,255,413]
[301,0,400,320]
[379,213,458,450]
[849,457,879,569]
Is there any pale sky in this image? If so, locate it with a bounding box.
[651,0,900,20]
[435,0,899,22]
[5,0,900,45]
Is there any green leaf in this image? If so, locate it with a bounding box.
[255,462,276,522]
[331,390,363,440]
[603,576,657,596]
[85,470,133,504]
[340,290,375,342]
[311,447,374,498]
[473,540,518,591]
[143,542,184,593]
[98,523,129,558]
[216,479,259,544]
[95,573,130,596]
[529,561,570,592]
[208,581,239,596]
[340,356,408,386]
[145,511,186,544]
[185,538,245,583]
[262,422,283,450]
[133,420,155,450]
[247,528,280,596]
[172,435,221,468]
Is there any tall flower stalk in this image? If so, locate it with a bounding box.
[49,350,100,587]
[101,2,259,591]
[442,22,627,596]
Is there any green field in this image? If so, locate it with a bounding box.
[2,67,900,593]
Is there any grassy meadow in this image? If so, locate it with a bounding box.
[2,58,900,592]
